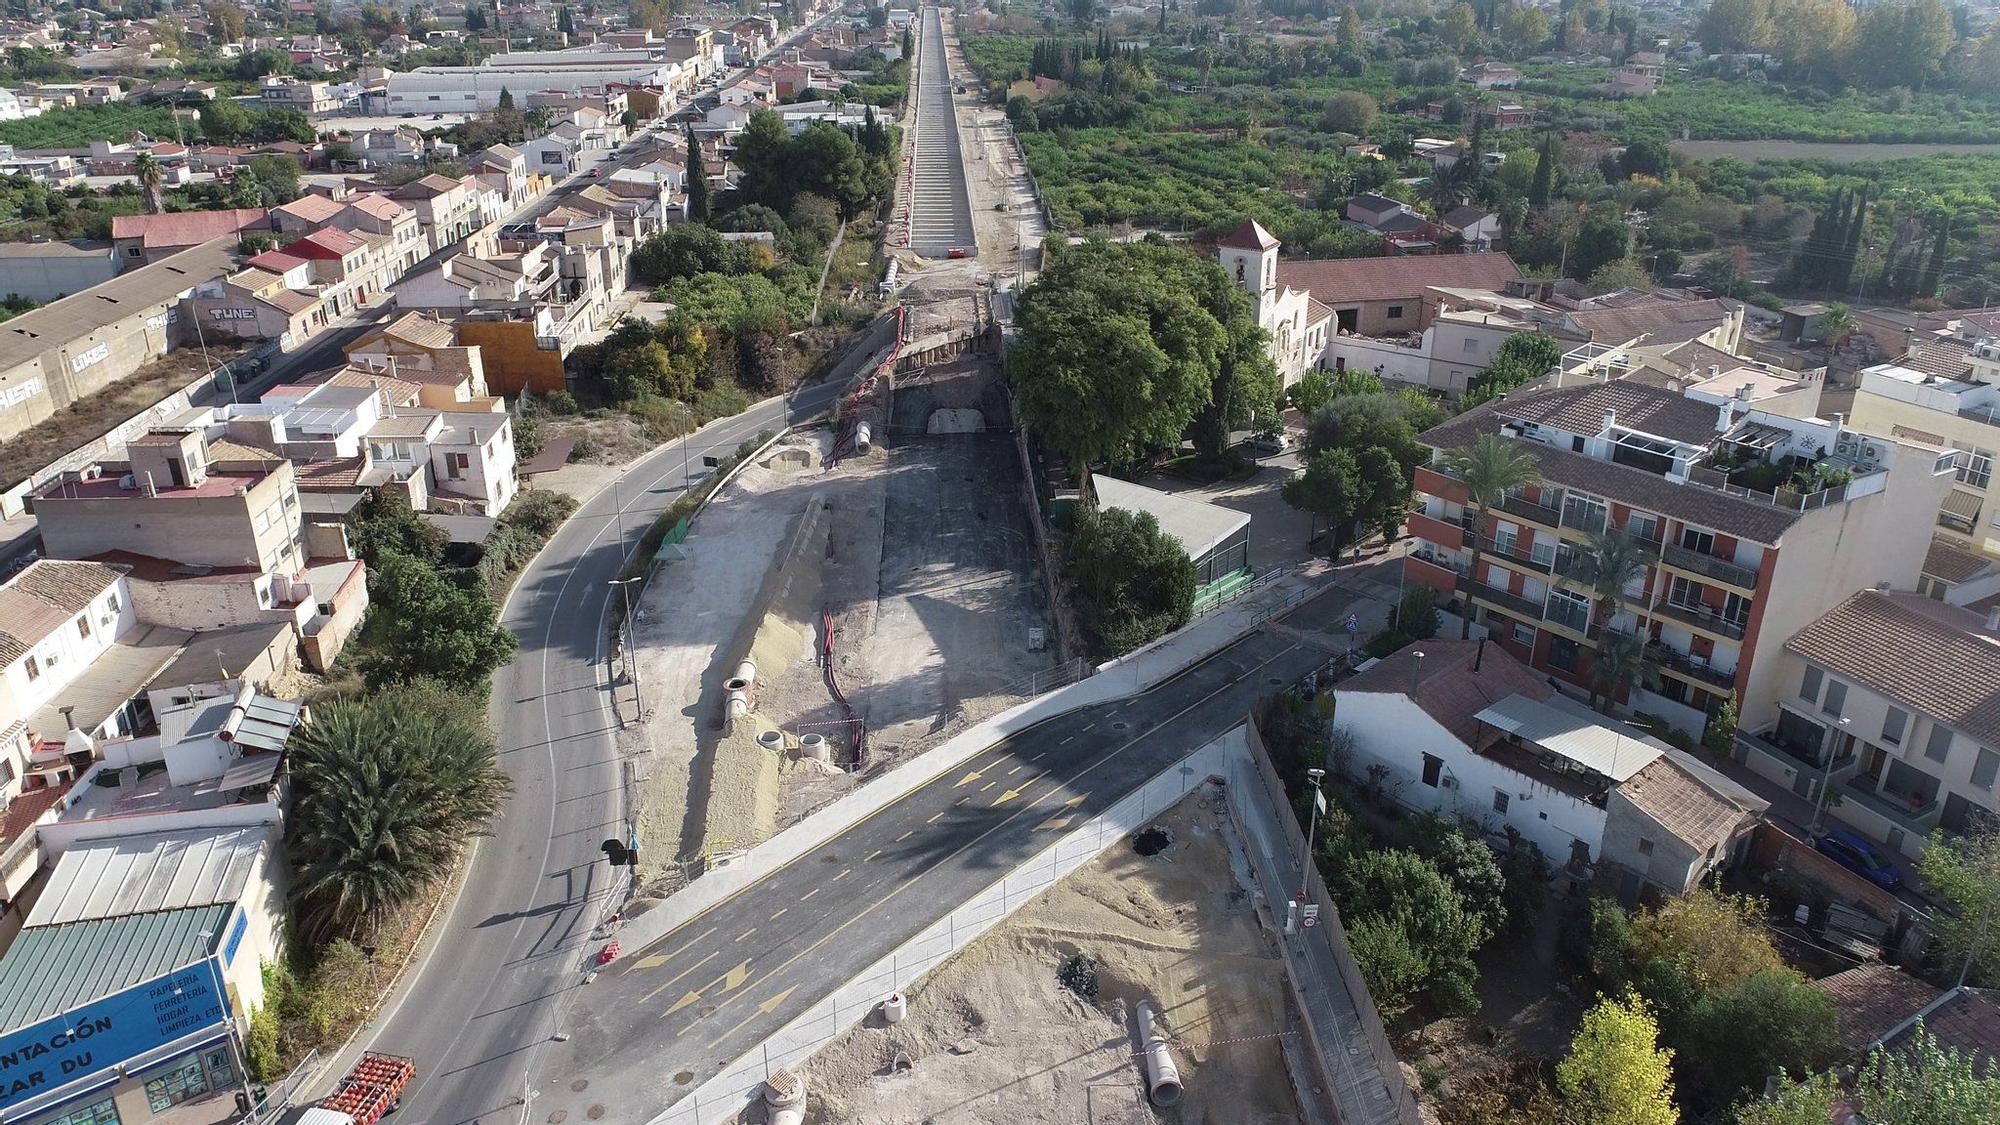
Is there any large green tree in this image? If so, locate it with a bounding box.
[361,552,517,691]
[1557,994,1678,1125]
[1741,1026,2000,1125]
[1333,848,1488,1019]
[286,682,510,942]
[1065,505,1197,656]
[1918,817,2000,986]
[1012,237,1273,485]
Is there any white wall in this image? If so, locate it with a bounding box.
[1325,332,1432,388]
[1334,691,1608,863]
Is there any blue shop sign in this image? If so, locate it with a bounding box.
[0,960,228,1108]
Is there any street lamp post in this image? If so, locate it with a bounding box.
[1808,716,1852,836]
[1299,767,1327,904]
[609,576,645,717]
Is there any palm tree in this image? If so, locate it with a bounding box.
[134,150,164,215]
[1442,434,1543,639]
[1819,301,1855,367]
[1589,628,1659,716]
[286,683,511,944]
[1573,528,1653,710]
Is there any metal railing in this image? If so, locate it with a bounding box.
[1651,597,1749,641]
[1542,596,1594,635]
[1647,643,1736,691]
[1661,541,1759,591]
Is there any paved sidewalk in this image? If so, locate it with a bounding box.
[1232,746,1409,1125]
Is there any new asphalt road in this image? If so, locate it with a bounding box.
[525,583,1373,1123]
[351,376,848,1125]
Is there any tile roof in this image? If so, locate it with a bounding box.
[110,206,268,248]
[393,172,466,197]
[1814,963,1945,1058]
[274,193,344,224]
[1276,252,1520,306]
[1566,297,1733,346]
[1493,380,1723,446]
[245,249,308,273]
[370,310,456,350]
[1616,755,1755,855]
[297,366,424,404]
[290,455,365,490]
[1786,591,2000,746]
[346,193,407,220]
[1882,988,2000,1074]
[0,560,126,664]
[1899,337,1975,381]
[1339,639,1554,747]
[1925,536,1995,585]
[290,226,366,254]
[1419,403,1805,545]
[262,288,318,315]
[1217,219,1279,251]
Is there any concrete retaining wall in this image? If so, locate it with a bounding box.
[649,726,1251,1125]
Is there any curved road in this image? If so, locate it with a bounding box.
[350,378,844,1125]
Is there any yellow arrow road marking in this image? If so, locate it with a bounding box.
[637,949,719,1003]
[667,990,702,1015]
[1036,814,1074,831]
[707,985,800,1047]
[632,954,668,971]
[722,961,752,991]
[759,985,798,1012]
[953,768,985,787]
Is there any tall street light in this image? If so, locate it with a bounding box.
[609,576,645,718]
[1808,716,1852,836]
[1299,766,1327,904]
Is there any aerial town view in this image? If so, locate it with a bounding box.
[0,0,1999,1122]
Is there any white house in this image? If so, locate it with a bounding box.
[1333,639,1762,891]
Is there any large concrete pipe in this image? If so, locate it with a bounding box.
[725,660,757,694]
[726,688,750,722]
[1136,1001,1183,1107]
[758,729,784,751]
[883,991,908,1024]
[763,1067,805,1125]
[855,421,873,453]
[799,733,829,762]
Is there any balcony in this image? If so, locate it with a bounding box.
[1407,511,1467,552]
[1494,491,1563,530]
[1738,727,1858,779]
[1478,536,1554,576]
[1560,503,1608,537]
[1661,542,1759,592]
[1542,596,1598,638]
[1458,575,1547,623]
[1647,643,1736,691]
[1651,597,1748,641]
[1844,782,1942,834]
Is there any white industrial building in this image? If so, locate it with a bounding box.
[385,48,687,114]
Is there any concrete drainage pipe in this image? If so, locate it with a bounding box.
[763,1067,806,1125]
[1136,1001,1183,1107]
[882,991,908,1024]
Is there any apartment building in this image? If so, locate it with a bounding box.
[272,188,427,279]
[1745,591,2000,859]
[1850,336,2000,561]
[259,75,342,113]
[1404,380,1957,736]
[33,430,304,575]
[184,258,335,348]
[390,172,482,252]
[342,311,502,411]
[0,559,138,762]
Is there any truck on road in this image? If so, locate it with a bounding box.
[277,1053,415,1125]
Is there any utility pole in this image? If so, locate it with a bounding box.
[1299,767,1327,902]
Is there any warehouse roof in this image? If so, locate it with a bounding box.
[0,903,229,1030]
[0,238,238,375]
[1091,475,1250,564]
[26,826,266,928]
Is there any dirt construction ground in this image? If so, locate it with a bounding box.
[785,786,1304,1125]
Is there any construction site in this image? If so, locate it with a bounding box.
[619,334,1062,893]
[766,787,1305,1125]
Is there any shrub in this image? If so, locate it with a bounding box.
[501,489,578,539]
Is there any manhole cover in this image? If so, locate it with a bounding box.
[1132,826,1173,856]
[822,853,841,863]
[549,1113,567,1124]
[673,1070,696,1086]
[1267,676,1284,686]
[586,1105,606,1120]
[570,1079,589,1092]
[1112,721,1129,731]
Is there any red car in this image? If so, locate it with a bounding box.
[946,247,968,259]
[587,168,603,178]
